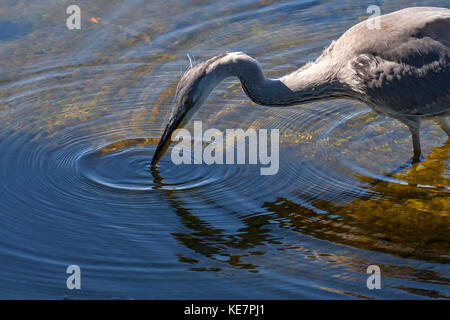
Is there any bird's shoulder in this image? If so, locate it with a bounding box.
[334,7,450,116]
[334,6,450,61]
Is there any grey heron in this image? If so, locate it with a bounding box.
[151,7,450,168]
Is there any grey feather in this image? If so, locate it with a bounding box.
[152,7,450,167]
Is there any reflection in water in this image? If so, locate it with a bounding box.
[0,0,449,299]
[152,167,273,271]
[149,141,450,299]
[264,141,450,264]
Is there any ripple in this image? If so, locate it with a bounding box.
[0,21,32,42]
[0,0,449,299]
[78,139,158,192]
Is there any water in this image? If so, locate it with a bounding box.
[0,0,449,299]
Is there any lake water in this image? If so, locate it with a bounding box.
[0,0,449,299]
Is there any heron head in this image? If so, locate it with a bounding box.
[151,55,226,168]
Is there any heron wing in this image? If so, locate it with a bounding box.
[345,8,450,116]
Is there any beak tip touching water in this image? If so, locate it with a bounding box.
[150,158,158,169]
[151,115,183,169]
[150,140,167,169]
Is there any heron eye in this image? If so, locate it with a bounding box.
[185,98,193,105]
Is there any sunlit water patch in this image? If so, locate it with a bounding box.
[0,0,449,299]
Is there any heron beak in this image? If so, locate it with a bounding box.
[151,112,186,168]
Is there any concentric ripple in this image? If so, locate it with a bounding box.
[0,0,449,299]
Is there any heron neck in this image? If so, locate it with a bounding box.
[211,53,345,107]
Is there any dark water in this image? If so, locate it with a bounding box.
[0,0,449,299]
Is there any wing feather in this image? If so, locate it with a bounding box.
[343,8,450,117]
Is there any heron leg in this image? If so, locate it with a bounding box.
[402,117,422,163]
[435,116,450,137]
[408,125,422,163]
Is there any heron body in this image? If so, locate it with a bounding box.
[151,7,450,167]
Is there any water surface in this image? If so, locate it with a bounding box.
[0,0,449,299]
